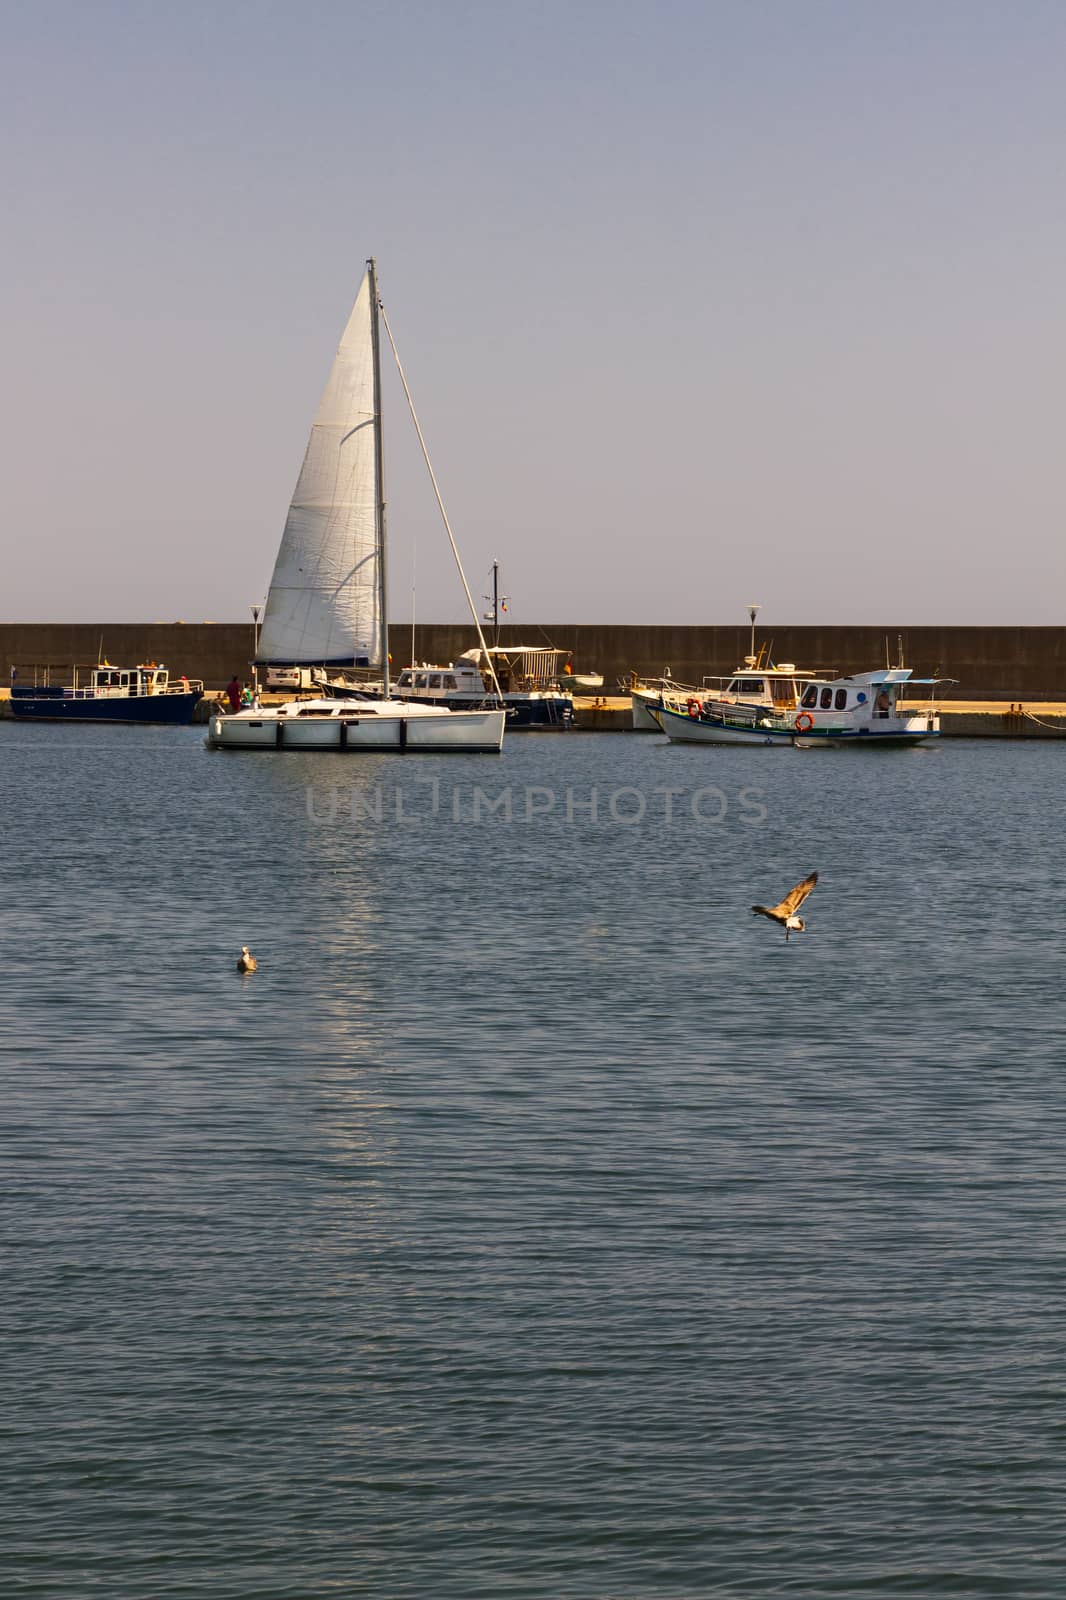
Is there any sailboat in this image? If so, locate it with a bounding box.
[207,260,506,752]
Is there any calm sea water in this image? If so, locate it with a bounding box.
[3,724,1066,1598]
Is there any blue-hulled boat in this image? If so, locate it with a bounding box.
[393,648,574,729]
[11,662,204,724]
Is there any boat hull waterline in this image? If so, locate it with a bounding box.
[652,703,940,747]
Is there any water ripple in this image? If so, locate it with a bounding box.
[2,726,1066,1596]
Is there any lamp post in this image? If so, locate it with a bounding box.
[482,559,509,650]
[251,604,261,699]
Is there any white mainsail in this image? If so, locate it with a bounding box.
[257,271,384,666]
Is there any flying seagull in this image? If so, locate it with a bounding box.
[237,946,258,974]
[752,872,818,941]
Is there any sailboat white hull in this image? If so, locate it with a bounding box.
[207,700,505,752]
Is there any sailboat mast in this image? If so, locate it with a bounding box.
[368,257,390,698]
[492,559,500,649]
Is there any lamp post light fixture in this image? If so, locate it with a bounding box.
[747,603,761,667]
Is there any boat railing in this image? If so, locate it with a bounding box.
[12,664,203,695]
[48,680,204,700]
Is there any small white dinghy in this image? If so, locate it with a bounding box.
[208,259,505,754]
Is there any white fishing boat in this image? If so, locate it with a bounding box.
[208,260,505,754]
[631,658,812,732]
[630,673,691,731]
[653,667,946,747]
[629,609,814,731]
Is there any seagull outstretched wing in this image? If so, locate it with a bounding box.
[766,871,818,920]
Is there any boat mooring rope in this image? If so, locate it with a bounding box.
[1020,707,1066,734]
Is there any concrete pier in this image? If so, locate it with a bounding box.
[5,621,1066,704]
[4,619,1066,737]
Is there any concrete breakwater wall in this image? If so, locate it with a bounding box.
[2,621,1066,700]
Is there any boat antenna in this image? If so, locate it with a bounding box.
[367,258,390,699]
[377,287,503,701]
[747,604,760,667]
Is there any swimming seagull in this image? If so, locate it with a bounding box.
[752,872,818,941]
[237,946,258,973]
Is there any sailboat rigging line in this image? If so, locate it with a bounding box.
[376,296,504,704]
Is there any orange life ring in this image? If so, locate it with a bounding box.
[686,698,701,719]
[795,711,814,732]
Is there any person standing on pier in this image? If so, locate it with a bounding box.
[226,674,242,713]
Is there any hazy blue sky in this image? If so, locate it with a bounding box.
[4,0,1065,624]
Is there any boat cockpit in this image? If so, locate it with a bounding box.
[703,662,812,712]
[90,662,181,697]
[394,664,475,696]
[86,662,201,700]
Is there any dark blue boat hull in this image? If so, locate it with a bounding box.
[10,687,204,725]
[396,694,573,728]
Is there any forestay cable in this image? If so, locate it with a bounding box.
[377,294,503,702]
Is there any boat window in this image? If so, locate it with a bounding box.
[820,687,833,709]
[396,671,411,687]
[428,674,442,689]
[414,673,428,689]
[734,678,764,695]
[801,684,818,708]
[443,675,458,690]
[834,689,848,710]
